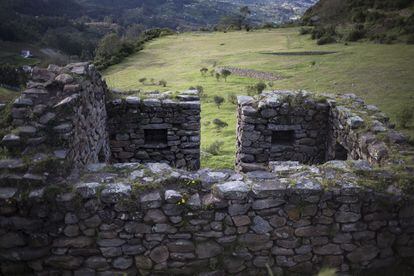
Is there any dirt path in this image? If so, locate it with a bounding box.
[217,67,283,81]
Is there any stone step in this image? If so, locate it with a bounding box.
[0,159,27,174]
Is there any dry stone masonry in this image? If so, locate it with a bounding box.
[107,90,201,170]
[0,162,413,275]
[0,63,110,184]
[1,64,414,275]
[236,90,405,172]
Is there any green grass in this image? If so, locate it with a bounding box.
[0,87,18,103]
[104,28,414,169]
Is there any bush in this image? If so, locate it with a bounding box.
[352,9,366,23]
[317,35,336,45]
[94,28,174,70]
[0,64,27,88]
[200,67,208,76]
[204,140,224,156]
[228,93,237,105]
[213,118,228,130]
[299,27,312,35]
[255,82,267,94]
[311,26,337,41]
[221,69,231,82]
[195,85,204,97]
[396,106,414,128]
[213,96,225,108]
[346,26,366,42]
[158,80,167,87]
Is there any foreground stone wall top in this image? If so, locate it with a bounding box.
[0,161,413,275]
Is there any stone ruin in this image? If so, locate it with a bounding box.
[107,91,200,170]
[0,63,200,185]
[236,90,398,172]
[0,63,414,275]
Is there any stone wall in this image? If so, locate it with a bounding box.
[236,91,401,172]
[0,162,413,275]
[0,63,110,184]
[107,94,200,170]
[236,91,330,172]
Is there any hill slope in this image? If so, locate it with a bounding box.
[0,0,318,64]
[104,28,414,168]
[302,0,414,43]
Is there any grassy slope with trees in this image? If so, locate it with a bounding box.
[302,0,414,44]
[104,28,414,169]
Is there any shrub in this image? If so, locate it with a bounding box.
[195,85,204,97]
[227,93,237,105]
[215,72,221,81]
[158,80,167,87]
[317,35,336,45]
[139,78,147,84]
[213,96,225,108]
[0,64,27,88]
[299,27,312,35]
[346,26,366,42]
[396,106,414,128]
[352,9,366,23]
[221,69,231,82]
[213,118,228,130]
[311,25,337,41]
[200,67,208,76]
[255,82,267,94]
[246,82,267,96]
[204,140,224,156]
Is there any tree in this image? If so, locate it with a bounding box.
[196,85,204,97]
[215,72,221,81]
[240,6,251,31]
[255,82,267,94]
[159,80,167,87]
[213,96,225,109]
[221,69,231,82]
[200,67,208,76]
[124,24,145,41]
[139,77,147,85]
[240,6,251,18]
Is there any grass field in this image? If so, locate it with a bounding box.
[0,87,18,103]
[104,28,414,169]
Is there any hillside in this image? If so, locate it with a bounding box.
[104,28,414,169]
[0,0,316,63]
[302,0,414,43]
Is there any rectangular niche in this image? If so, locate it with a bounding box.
[272,130,295,145]
[334,143,348,160]
[144,129,168,145]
